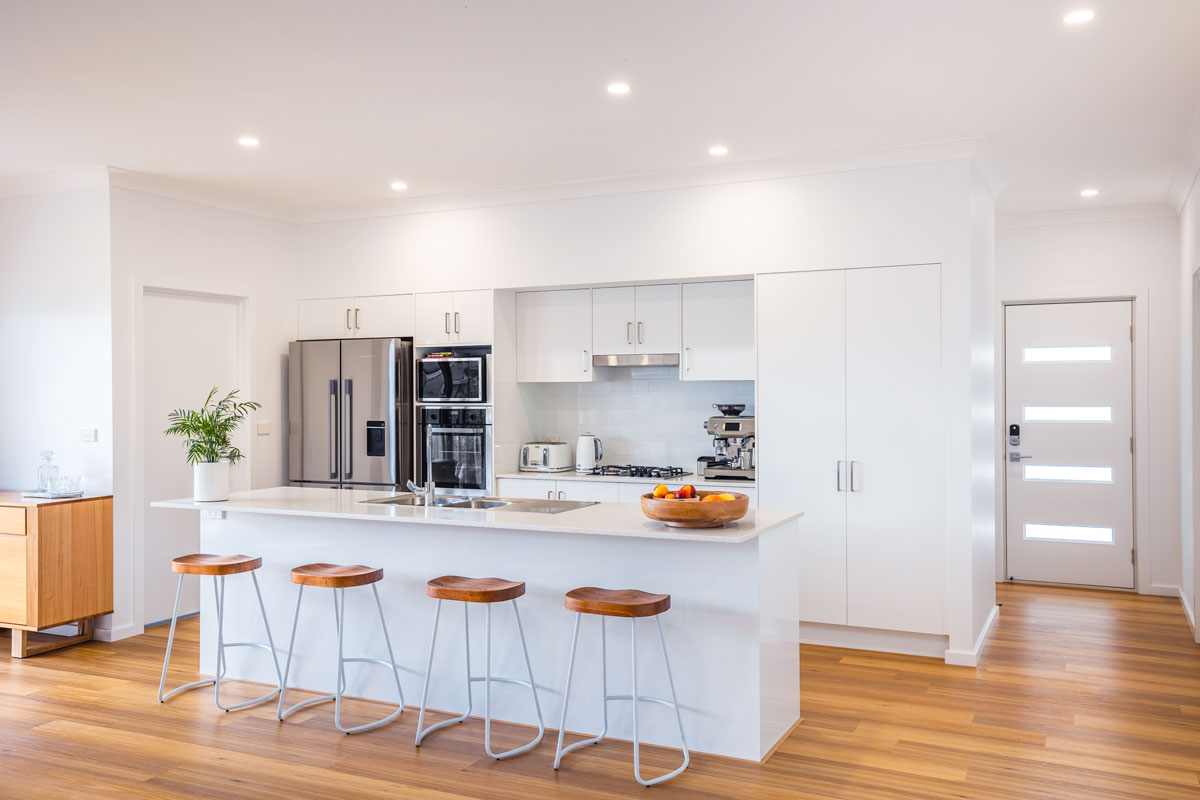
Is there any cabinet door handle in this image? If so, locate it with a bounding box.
[354,308,360,330]
[558,490,564,500]
[836,460,845,492]
[547,489,553,500]
[627,322,632,344]
[346,308,352,330]
[637,321,644,344]
[580,349,588,373]
[444,311,450,334]
[850,461,862,492]
[454,311,460,334]
[684,346,692,372]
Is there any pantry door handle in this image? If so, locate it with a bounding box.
[346,308,352,330]
[637,321,644,344]
[444,312,450,334]
[685,346,692,372]
[850,461,862,492]
[627,322,632,344]
[836,460,846,492]
[580,349,588,373]
[454,311,460,334]
[354,308,360,330]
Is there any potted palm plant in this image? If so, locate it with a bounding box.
[165,387,261,502]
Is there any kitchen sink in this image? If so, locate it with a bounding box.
[361,494,466,507]
[445,498,514,509]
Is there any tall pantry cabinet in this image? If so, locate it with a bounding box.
[758,264,944,636]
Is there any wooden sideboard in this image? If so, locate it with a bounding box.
[0,492,113,658]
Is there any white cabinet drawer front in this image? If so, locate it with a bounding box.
[554,480,620,503]
[497,477,556,499]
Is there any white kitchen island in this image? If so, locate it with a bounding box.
[152,486,802,761]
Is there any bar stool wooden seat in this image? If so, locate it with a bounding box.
[158,553,282,712]
[277,562,404,734]
[414,575,544,759]
[554,586,690,787]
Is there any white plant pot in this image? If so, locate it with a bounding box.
[194,461,230,502]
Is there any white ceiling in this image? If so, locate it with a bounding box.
[2,0,1199,217]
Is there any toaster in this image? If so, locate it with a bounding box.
[519,442,573,472]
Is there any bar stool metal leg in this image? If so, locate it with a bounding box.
[554,614,608,767]
[415,598,545,758]
[159,571,282,710]
[278,582,404,733]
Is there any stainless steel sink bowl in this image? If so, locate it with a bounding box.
[361,494,465,507]
[445,498,514,509]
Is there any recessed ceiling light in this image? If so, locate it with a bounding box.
[390,181,408,191]
[237,136,259,147]
[1080,188,1099,197]
[607,82,631,95]
[1063,9,1095,24]
[709,144,728,156]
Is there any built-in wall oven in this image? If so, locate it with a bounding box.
[418,355,486,403]
[416,405,494,495]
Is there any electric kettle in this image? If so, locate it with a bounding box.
[575,434,603,472]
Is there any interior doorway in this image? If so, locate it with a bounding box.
[141,289,244,624]
[1003,300,1135,589]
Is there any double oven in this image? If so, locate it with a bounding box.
[415,350,493,496]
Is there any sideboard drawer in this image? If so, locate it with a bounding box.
[0,506,26,535]
[0,535,28,625]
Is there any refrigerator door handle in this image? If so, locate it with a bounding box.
[328,380,338,479]
[343,379,353,479]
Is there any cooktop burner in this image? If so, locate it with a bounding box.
[586,464,693,479]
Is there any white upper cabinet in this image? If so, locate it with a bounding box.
[681,280,755,381]
[591,286,636,356]
[415,290,493,346]
[516,288,593,382]
[353,294,414,338]
[592,284,680,356]
[297,295,413,340]
[451,289,494,345]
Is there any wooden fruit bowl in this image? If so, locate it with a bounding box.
[640,490,750,528]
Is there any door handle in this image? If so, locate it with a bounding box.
[684,346,692,372]
[637,321,644,344]
[454,311,460,334]
[547,489,553,500]
[558,490,564,500]
[836,460,846,492]
[444,312,450,334]
[328,380,338,479]
[343,379,353,479]
[627,322,632,345]
[580,349,588,373]
[346,308,352,331]
[354,308,360,330]
[1009,452,1034,463]
[850,461,862,492]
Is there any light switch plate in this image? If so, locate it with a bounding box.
[80,428,98,442]
[256,422,271,435]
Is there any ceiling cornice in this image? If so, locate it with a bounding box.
[996,202,1178,231]
[1166,101,1200,213]
[106,168,294,222]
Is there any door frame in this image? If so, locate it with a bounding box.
[131,284,252,629]
[998,289,1150,593]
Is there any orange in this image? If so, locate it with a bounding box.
[700,494,721,502]
[718,493,737,501]
[652,484,669,499]
[664,492,677,500]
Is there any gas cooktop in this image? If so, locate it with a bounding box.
[582,465,693,479]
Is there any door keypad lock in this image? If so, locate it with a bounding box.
[1008,423,1020,447]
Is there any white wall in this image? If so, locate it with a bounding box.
[0,185,112,492]
[107,186,296,639]
[531,370,754,470]
[296,159,998,659]
[996,214,1182,598]
[1180,174,1200,638]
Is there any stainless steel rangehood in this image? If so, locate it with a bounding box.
[591,352,680,368]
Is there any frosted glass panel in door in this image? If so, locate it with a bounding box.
[845,264,943,635]
[757,270,847,625]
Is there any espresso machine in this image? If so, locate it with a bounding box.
[697,404,756,481]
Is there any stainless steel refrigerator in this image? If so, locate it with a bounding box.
[288,337,412,490]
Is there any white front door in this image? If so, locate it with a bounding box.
[1004,301,1135,589]
[143,291,241,624]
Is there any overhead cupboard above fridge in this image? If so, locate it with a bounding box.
[288,337,413,490]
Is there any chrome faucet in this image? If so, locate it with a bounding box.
[406,424,437,505]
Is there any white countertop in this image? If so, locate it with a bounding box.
[152,486,797,544]
[496,470,756,489]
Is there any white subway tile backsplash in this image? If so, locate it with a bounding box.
[530,374,753,468]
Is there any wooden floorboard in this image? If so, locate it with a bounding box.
[1,583,1197,798]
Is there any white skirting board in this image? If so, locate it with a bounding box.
[93,622,145,643]
[1179,586,1196,634]
[944,604,1000,667]
[798,622,948,660]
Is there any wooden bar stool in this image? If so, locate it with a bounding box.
[277,563,404,734]
[554,587,689,787]
[414,576,544,759]
[157,554,283,711]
